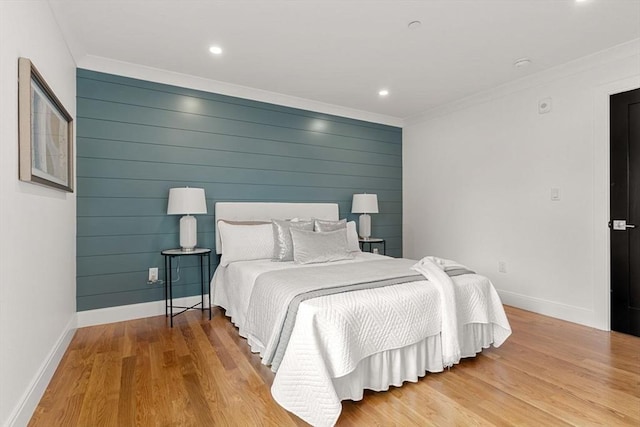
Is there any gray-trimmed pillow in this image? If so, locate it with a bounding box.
[290,228,353,264]
[272,219,314,261]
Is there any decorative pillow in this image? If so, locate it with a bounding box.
[217,219,271,226]
[314,218,347,232]
[313,219,360,252]
[290,228,354,264]
[346,221,361,252]
[217,221,274,266]
[272,219,314,261]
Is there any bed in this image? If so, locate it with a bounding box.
[211,202,511,426]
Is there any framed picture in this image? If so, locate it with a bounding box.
[18,57,73,192]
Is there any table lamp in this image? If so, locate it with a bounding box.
[167,187,207,251]
[352,193,378,239]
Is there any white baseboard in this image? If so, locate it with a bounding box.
[6,315,77,427]
[77,295,209,328]
[497,289,604,330]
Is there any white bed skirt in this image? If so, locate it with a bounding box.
[229,311,498,403]
[333,323,496,402]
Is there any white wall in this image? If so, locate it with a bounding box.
[0,2,77,426]
[403,40,640,330]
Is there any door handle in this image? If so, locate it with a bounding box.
[610,220,636,230]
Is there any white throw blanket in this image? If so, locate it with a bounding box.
[421,256,471,272]
[411,256,461,367]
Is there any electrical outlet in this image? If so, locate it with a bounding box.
[498,261,507,273]
[148,267,158,282]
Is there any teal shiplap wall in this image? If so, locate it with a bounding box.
[76,69,402,311]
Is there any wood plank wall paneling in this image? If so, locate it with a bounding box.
[76,69,403,311]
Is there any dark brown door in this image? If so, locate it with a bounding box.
[610,88,640,336]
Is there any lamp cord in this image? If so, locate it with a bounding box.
[172,257,181,283]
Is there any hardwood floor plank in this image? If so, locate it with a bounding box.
[339,398,393,427]
[117,355,136,426]
[495,339,639,418]
[147,342,173,425]
[30,306,640,426]
[426,363,571,426]
[74,352,109,426]
[133,338,155,427]
[100,349,122,426]
[180,354,216,426]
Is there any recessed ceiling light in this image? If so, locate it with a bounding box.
[408,20,422,30]
[513,58,532,68]
[209,46,223,55]
[378,89,389,96]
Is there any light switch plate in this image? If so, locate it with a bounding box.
[498,261,507,273]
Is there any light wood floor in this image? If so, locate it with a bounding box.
[30,306,639,426]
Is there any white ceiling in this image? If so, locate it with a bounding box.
[49,0,640,122]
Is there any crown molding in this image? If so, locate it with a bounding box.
[76,55,403,128]
[405,38,640,126]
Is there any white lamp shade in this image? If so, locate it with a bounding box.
[351,193,379,214]
[167,187,207,215]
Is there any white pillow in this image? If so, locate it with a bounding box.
[346,221,361,252]
[272,219,314,261]
[314,219,359,252]
[218,221,274,266]
[290,228,354,264]
[314,218,347,232]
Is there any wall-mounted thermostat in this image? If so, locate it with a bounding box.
[538,97,552,114]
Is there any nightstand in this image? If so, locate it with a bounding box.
[359,238,386,255]
[161,248,212,327]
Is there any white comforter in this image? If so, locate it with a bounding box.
[211,254,511,427]
[245,258,422,367]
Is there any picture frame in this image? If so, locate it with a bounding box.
[18,57,74,192]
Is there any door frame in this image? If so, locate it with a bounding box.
[594,76,640,331]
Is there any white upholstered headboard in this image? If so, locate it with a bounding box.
[214,202,340,254]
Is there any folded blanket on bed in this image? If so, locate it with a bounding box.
[412,257,461,367]
[422,256,471,272]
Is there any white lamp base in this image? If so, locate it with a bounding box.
[179,215,197,251]
[359,213,371,239]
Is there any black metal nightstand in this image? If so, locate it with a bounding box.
[161,248,212,327]
[359,238,386,255]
